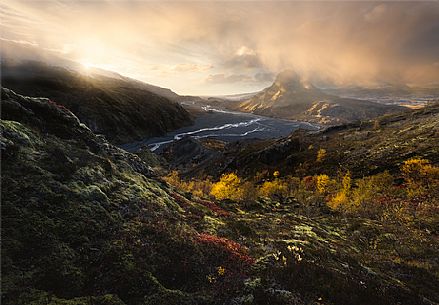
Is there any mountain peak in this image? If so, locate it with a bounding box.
[238,69,404,124]
[274,70,301,87]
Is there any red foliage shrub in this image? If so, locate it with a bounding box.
[194,198,230,217]
[303,175,315,190]
[170,192,230,217]
[194,233,254,296]
[196,233,254,266]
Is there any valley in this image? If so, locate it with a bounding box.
[2,87,438,305]
[1,3,439,303]
[121,104,319,153]
[1,61,439,305]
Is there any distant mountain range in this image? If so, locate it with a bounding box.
[235,70,406,125]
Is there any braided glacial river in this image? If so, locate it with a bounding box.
[121,105,320,152]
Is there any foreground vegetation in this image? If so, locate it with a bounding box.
[162,159,439,304]
[2,88,438,305]
[165,157,438,222]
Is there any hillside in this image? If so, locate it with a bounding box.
[230,103,439,178]
[236,70,405,125]
[1,60,192,144]
[1,88,249,304]
[163,104,439,179]
[3,89,439,305]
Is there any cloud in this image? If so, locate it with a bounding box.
[364,4,387,22]
[223,46,262,69]
[206,73,253,84]
[254,72,274,82]
[0,37,37,47]
[205,71,274,85]
[172,63,213,73]
[1,1,439,94]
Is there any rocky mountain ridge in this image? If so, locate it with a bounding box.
[236,70,406,125]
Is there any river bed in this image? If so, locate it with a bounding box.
[121,105,320,152]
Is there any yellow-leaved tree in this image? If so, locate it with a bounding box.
[401,158,439,197]
[258,171,288,199]
[327,171,351,210]
[316,148,327,163]
[164,170,212,198]
[259,180,288,199]
[316,174,332,194]
[210,173,243,201]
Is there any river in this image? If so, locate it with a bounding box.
[121,105,320,152]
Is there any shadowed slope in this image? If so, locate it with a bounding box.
[1,61,192,144]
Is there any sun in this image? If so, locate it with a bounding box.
[80,61,94,71]
[78,59,116,75]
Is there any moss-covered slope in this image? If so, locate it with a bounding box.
[0,88,246,305]
[2,88,438,305]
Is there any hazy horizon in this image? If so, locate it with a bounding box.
[1,1,439,95]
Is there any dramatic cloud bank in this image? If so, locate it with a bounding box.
[1,1,438,94]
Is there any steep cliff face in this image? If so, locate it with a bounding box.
[238,70,405,125]
[1,61,193,144]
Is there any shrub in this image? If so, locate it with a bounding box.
[327,192,348,210]
[401,158,439,197]
[258,179,288,199]
[327,172,351,211]
[196,233,254,266]
[315,174,332,194]
[351,171,394,210]
[241,181,257,202]
[164,171,213,198]
[401,158,432,180]
[210,173,243,201]
[163,170,183,188]
[341,171,351,192]
[302,176,315,190]
[194,198,230,217]
[186,179,213,198]
[284,176,301,197]
[316,148,327,163]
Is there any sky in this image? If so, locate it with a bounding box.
[1,1,439,95]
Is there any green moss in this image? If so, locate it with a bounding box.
[2,88,438,305]
[202,216,226,234]
[1,120,33,143]
[14,290,127,305]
